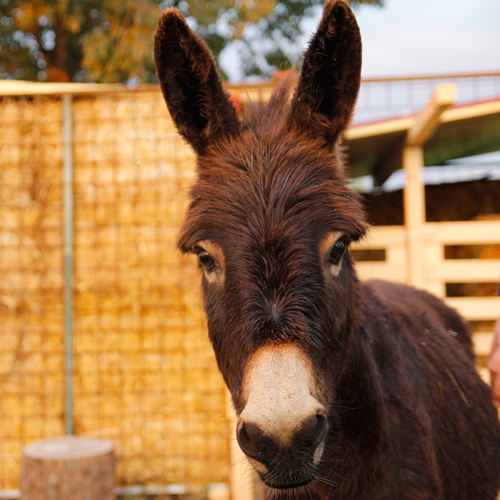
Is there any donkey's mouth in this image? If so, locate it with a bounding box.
[258,466,318,490]
[265,478,316,490]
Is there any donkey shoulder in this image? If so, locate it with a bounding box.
[355,280,500,499]
[358,279,474,361]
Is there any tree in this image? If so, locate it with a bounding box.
[0,0,160,82]
[168,0,383,79]
[0,0,382,83]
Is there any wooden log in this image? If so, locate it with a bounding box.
[20,436,115,500]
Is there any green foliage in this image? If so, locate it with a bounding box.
[0,0,382,83]
[0,0,160,82]
[80,1,159,83]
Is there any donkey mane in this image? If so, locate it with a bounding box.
[243,73,297,129]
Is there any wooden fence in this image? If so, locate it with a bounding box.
[353,220,500,380]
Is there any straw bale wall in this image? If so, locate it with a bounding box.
[0,96,65,489]
[0,92,230,491]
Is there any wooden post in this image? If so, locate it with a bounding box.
[423,228,446,298]
[226,390,254,500]
[403,145,426,288]
[20,436,115,500]
[403,83,456,288]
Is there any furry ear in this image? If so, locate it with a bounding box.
[154,9,240,155]
[289,0,362,145]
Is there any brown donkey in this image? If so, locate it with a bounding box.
[154,1,500,498]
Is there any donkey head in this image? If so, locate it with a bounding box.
[155,0,366,489]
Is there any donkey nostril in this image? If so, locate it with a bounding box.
[244,421,264,443]
[237,421,250,450]
[295,410,328,453]
[237,420,268,463]
[315,411,327,444]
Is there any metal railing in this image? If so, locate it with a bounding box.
[354,71,500,123]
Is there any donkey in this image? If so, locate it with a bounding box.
[154,1,500,498]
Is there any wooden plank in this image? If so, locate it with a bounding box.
[424,239,445,298]
[386,245,407,270]
[356,262,406,283]
[0,80,274,99]
[406,84,456,146]
[426,221,500,244]
[430,260,500,282]
[344,117,414,141]
[424,283,446,297]
[0,81,128,96]
[361,71,500,83]
[354,228,407,283]
[445,297,500,321]
[477,367,490,385]
[353,226,406,249]
[474,332,494,357]
[442,98,500,123]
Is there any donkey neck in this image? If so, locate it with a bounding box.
[317,319,394,498]
[336,322,387,448]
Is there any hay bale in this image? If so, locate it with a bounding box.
[71,93,230,487]
[0,91,231,491]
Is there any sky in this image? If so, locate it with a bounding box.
[349,0,500,78]
[222,0,500,81]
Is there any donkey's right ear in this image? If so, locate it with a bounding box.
[154,9,240,155]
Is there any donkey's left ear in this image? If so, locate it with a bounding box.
[289,0,362,145]
[154,9,240,155]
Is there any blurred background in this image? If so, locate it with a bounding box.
[1,0,498,84]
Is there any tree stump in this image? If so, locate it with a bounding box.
[20,436,115,500]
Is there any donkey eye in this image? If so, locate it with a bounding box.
[196,249,215,271]
[330,238,349,265]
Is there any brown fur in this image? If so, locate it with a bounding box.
[154,1,500,498]
[154,8,240,155]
